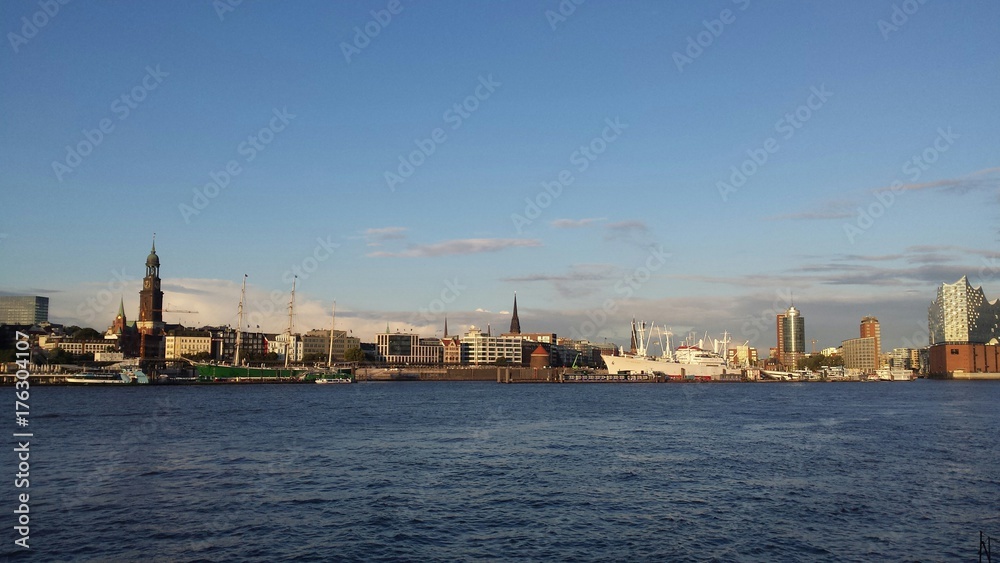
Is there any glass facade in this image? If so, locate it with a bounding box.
[929,276,1000,344]
[0,296,48,325]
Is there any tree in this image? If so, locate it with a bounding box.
[184,351,213,362]
[344,348,365,363]
[73,327,103,340]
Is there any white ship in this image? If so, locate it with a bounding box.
[876,368,915,381]
[601,321,734,380]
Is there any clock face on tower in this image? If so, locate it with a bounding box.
[144,279,151,289]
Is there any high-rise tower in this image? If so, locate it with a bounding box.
[780,306,805,369]
[137,238,165,359]
[860,316,881,357]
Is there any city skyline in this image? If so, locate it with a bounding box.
[2,2,999,351]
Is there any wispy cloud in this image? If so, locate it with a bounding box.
[362,226,408,247]
[504,264,619,298]
[367,238,541,258]
[551,218,605,229]
[772,167,1000,222]
[879,166,1000,195]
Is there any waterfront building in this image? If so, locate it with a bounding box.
[375,331,443,364]
[556,338,608,368]
[928,276,1000,345]
[137,240,165,360]
[208,327,268,363]
[727,345,758,367]
[927,276,1000,377]
[301,329,361,362]
[270,333,304,363]
[164,329,212,360]
[779,306,805,369]
[821,346,841,357]
[529,345,549,369]
[928,343,1000,377]
[0,295,48,325]
[38,335,116,356]
[441,337,462,364]
[460,327,523,365]
[842,336,877,374]
[890,347,915,370]
[860,316,881,357]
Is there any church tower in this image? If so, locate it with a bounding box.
[509,293,521,335]
[137,237,165,359]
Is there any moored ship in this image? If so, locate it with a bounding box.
[601,321,734,380]
[66,367,149,384]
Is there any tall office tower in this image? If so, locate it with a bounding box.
[0,296,48,325]
[860,316,881,357]
[781,306,805,369]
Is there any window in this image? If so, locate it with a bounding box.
[950,349,959,355]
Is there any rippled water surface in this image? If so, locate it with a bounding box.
[6,380,1000,561]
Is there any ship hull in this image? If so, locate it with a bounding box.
[196,364,306,380]
[602,354,730,379]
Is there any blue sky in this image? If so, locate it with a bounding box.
[2,0,998,351]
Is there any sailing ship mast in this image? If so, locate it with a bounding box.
[234,274,247,366]
[327,300,336,368]
[285,276,296,368]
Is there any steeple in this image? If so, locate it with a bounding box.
[509,292,521,334]
[443,316,448,339]
[117,297,126,320]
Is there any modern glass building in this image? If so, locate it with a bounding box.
[0,295,49,325]
[928,276,1000,345]
[781,306,805,368]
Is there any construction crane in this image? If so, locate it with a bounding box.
[162,303,198,314]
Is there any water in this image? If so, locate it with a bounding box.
[5,380,999,561]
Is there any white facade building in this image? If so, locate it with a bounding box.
[460,327,524,365]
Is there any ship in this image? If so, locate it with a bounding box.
[66,367,149,384]
[875,367,916,381]
[601,320,735,380]
[195,275,308,381]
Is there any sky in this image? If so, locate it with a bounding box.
[1,0,998,352]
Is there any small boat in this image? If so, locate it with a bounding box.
[315,377,352,384]
[311,367,355,384]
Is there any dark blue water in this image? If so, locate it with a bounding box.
[4,381,998,561]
